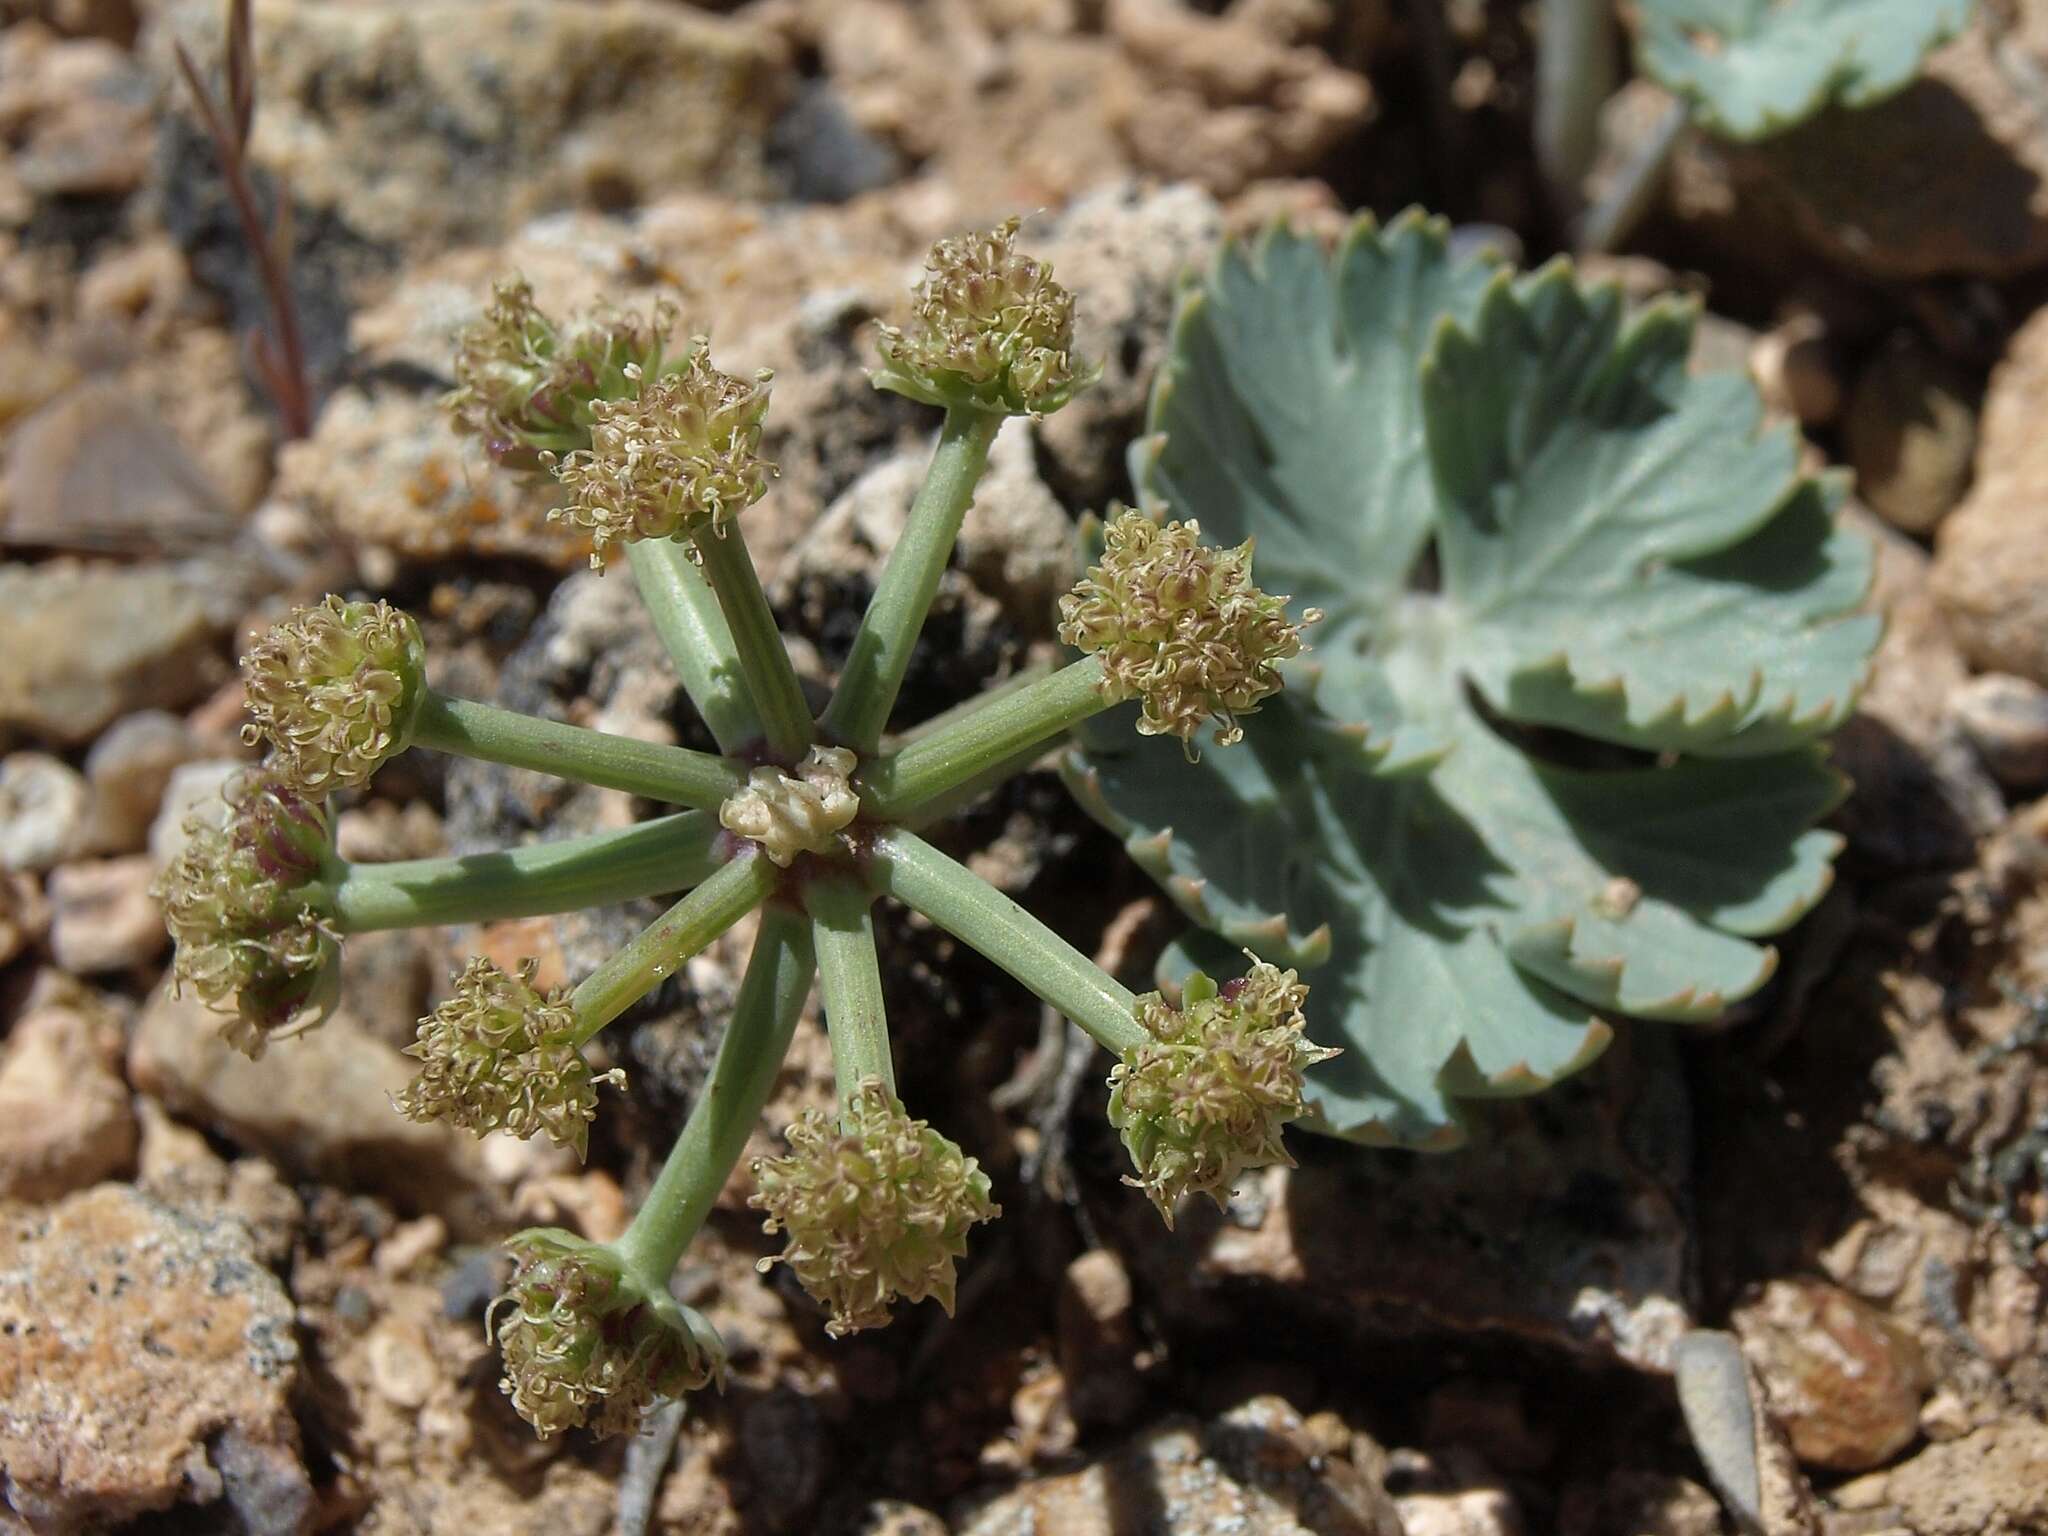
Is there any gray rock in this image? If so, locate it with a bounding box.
[0,752,90,872]
[1036,181,1226,508]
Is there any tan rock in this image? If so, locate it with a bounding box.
[0,1185,306,1533]
[1831,1419,2048,1536]
[151,0,787,256]
[956,1395,1403,1536]
[129,983,510,1239]
[1950,672,2048,789]
[1844,339,1977,536]
[0,980,135,1200]
[1733,1278,1928,1473]
[48,853,164,972]
[1933,304,2048,684]
[0,562,229,745]
[81,708,199,854]
[1104,0,1373,197]
[292,1260,618,1535]
[0,869,46,966]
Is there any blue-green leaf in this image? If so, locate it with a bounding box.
[1068,215,1880,1146]
[1638,0,1976,141]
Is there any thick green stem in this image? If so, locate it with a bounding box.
[625,539,762,753]
[568,852,773,1042]
[868,827,1145,1056]
[317,811,723,931]
[858,655,1107,820]
[692,527,812,762]
[410,691,744,809]
[805,876,894,1106]
[819,409,1002,753]
[614,908,816,1283]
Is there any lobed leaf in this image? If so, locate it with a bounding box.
[1637,0,1976,141]
[1068,215,1879,1146]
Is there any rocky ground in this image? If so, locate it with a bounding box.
[2,0,2048,1532]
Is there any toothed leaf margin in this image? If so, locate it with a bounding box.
[1066,214,1876,1146]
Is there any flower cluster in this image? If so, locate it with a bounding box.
[1059,508,1317,749]
[240,597,426,799]
[717,746,861,867]
[490,1229,726,1439]
[1108,963,1337,1225]
[446,276,681,469]
[550,351,775,569]
[873,216,1094,417]
[751,1079,998,1337]
[153,767,339,1056]
[395,958,621,1160]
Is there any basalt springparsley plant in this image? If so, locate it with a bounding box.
[156,217,1330,1438]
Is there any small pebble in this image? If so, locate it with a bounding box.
[48,854,164,972]
[1950,673,2048,789]
[0,753,91,872]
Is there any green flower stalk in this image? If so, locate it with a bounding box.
[1108,963,1338,1225]
[751,1078,998,1337]
[446,276,681,470]
[490,1228,725,1439]
[240,596,427,798]
[153,766,340,1056]
[395,957,624,1160]
[872,216,1095,418]
[1059,507,1318,749]
[551,348,776,570]
[168,220,1336,1445]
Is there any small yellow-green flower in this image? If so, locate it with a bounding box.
[490,1228,725,1439]
[550,348,775,569]
[1108,963,1337,1225]
[717,746,860,867]
[395,957,622,1160]
[445,275,681,469]
[1059,507,1316,749]
[240,596,426,799]
[751,1080,998,1337]
[152,766,339,1056]
[873,218,1095,417]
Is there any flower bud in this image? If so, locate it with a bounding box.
[1107,962,1338,1226]
[717,746,860,867]
[240,596,427,799]
[446,276,681,470]
[395,957,622,1160]
[751,1080,998,1338]
[490,1228,725,1439]
[873,218,1095,417]
[1059,507,1317,749]
[152,766,340,1056]
[549,348,774,569]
